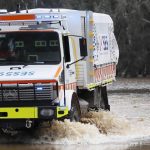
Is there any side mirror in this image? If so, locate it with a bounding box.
[79,38,88,57]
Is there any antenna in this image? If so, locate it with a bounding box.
[35,0,38,8]
[25,3,28,13]
[16,3,20,13]
[58,0,62,12]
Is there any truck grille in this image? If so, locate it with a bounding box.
[0,83,58,101]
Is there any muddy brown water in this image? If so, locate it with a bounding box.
[0,78,150,150]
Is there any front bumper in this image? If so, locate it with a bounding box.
[0,99,69,120]
[0,106,69,120]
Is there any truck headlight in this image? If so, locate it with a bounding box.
[40,109,54,117]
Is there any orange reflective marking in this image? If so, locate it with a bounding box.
[0,14,36,21]
[54,66,62,78]
[58,82,77,90]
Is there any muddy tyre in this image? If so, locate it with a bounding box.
[69,93,81,122]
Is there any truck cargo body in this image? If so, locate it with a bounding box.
[0,8,119,130]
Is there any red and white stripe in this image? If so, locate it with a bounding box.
[59,82,77,90]
[94,63,116,82]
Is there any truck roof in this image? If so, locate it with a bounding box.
[0,8,113,36]
[93,13,112,24]
[10,8,113,24]
[10,8,80,14]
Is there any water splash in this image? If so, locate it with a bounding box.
[33,111,132,144]
[35,119,104,144]
[0,110,150,145]
[81,111,131,135]
[33,110,150,145]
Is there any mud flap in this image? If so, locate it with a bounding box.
[88,86,110,111]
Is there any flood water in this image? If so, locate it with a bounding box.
[0,78,150,150]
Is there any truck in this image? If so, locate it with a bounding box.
[0,8,119,132]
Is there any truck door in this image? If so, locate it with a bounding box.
[63,36,76,90]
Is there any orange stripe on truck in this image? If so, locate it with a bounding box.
[54,66,62,78]
[0,14,36,21]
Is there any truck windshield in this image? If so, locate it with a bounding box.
[0,31,61,65]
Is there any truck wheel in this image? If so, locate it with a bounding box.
[69,93,81,122]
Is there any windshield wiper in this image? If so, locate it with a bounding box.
[43,61,60,64]
[0,59,29,68]
[33,61,59,64]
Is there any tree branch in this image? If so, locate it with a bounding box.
[142,18,150,24]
